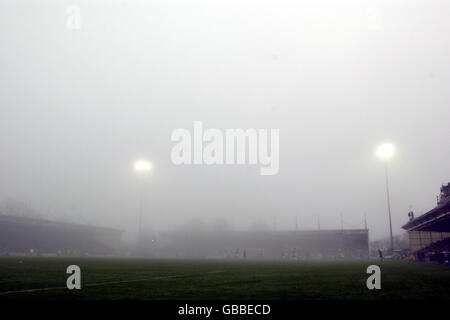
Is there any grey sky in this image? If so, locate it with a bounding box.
[1,0,449,240]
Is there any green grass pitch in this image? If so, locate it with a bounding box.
[0,258,449,300]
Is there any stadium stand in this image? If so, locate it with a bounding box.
[402,183,450,262]
[0,213,123,256]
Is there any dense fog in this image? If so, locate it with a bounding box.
[1,0,449,243]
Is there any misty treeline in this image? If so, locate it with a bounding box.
[176,218,272,233]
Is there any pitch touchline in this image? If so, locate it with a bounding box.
[0,270,225,296]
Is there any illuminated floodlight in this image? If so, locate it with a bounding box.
[135,160,152,172]
[376,143,394,159]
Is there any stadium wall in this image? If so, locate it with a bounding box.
[159,229,369,259]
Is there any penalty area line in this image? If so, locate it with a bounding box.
[0,270,225,296]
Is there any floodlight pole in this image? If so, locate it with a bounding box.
[135,160,151,250]
[384,160,394,252]
[138,187,143,244]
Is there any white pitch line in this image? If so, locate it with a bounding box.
[0,270,225,296]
